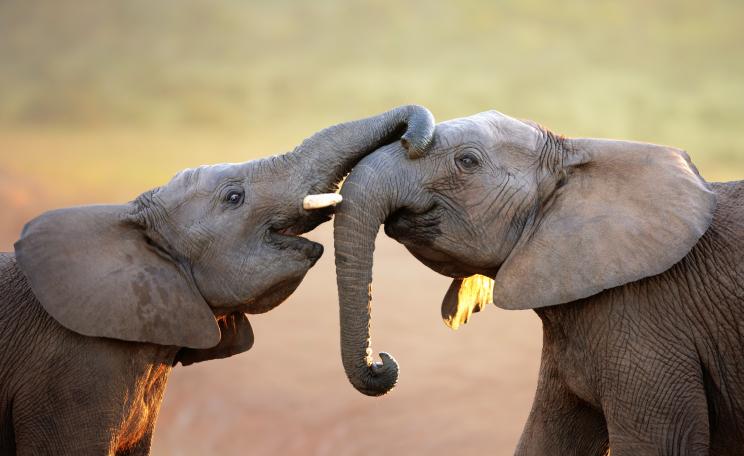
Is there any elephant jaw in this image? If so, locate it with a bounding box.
[242,275,306,315]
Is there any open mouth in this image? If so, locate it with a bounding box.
[268,223,324,263]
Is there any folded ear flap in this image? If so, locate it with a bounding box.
[14,205,220,348]
[175,312,254,366]
[493,139,716,310]
[441,275,494,330]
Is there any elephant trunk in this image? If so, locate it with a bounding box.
[333,147,414,396]
[286,105,434,196]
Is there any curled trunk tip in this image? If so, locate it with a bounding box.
[400,105,435,159]
[347,352,399,397]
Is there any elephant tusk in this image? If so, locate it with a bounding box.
[303,193,343,210]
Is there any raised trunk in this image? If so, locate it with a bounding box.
[286,105,434,195]
[333,147,413,396]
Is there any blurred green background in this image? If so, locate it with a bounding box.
[2,0,743,187]
[1,1,742,454]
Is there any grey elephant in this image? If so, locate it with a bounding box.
[332,110,743,455]
[0,105,434,455]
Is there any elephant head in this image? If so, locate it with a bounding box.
[333,110,716,396]
[14,105,434,364]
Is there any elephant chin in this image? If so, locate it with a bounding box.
[243,276,305,314]
[402,243,497,279]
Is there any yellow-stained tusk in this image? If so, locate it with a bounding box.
[303,193,343,210]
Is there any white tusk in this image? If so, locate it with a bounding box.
[303,193,343,210]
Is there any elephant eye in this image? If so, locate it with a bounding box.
[225,190,244,206]
[456,151,480,171]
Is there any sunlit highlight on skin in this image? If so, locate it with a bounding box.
[444,274,494,330]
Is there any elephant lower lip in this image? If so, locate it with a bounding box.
[308,242,323,264]
[268,230,324,260]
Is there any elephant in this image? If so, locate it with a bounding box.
[332,110,744,455]
[0,105,435,455]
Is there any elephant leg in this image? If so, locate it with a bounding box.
[516,355,609,456]
[13,390,161,456]
[12,368,131,455]
[602,362,709,456]
[13,410,115,455]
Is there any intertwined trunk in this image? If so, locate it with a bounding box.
[333,147,416,396]
[285,105,433,195]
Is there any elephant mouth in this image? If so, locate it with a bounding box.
[241,223,322,315]
[246,214,326,313]
[385,208,498,279]
[267,221,324,264]
[384,204,442,244]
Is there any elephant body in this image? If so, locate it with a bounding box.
[0,253,177,455]
[0,105,436,455]
[331,109,744,455]
[522,181,744,455]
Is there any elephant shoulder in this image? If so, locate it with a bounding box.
[683,181,744,296]
[707,181,744,247]
[0,254,54,376]
[0,252,35,308]
[711,180,744,218]
[0,252,69,348]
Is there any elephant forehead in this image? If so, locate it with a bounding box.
[176,163,245,187]
[436,111,540,152]
[159,163,248,199]
[434,117,486,147]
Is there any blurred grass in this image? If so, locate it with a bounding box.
[1,0,743,242]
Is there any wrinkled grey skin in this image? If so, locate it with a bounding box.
[334,110,744,455]
[0,105,435,455]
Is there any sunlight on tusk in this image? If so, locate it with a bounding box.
[303,193,343,210]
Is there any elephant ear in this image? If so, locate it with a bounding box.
[14,204,220,349]
[175,312,254,366]
[493,139,716,310]
[441,275,494,330]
